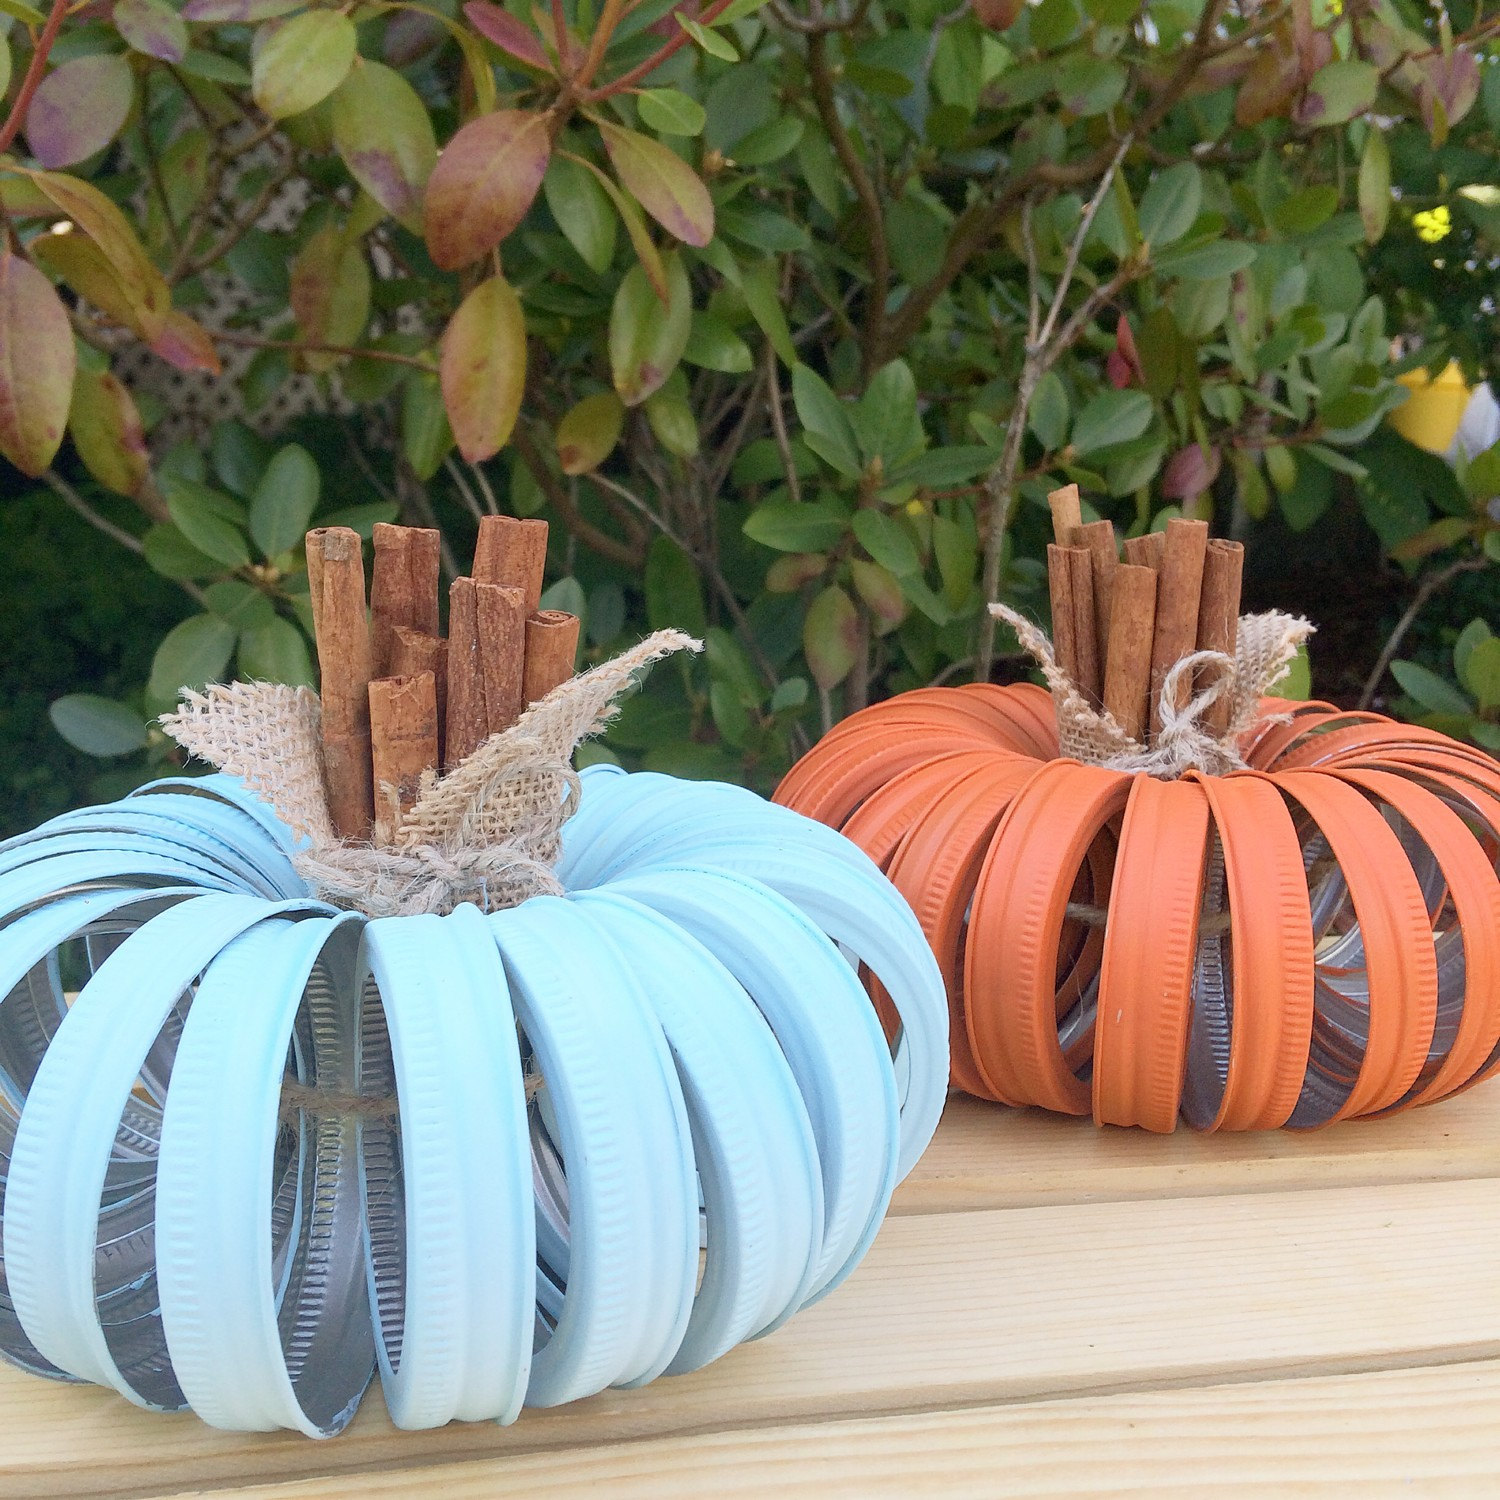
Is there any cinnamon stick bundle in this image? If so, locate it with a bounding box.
[369,671,438,845]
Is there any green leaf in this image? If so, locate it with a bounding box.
[176,49,253,84]
[731,116,805,167]
[543,153,618,275]
[1070,389,1153,456]
[0,0,46,22]
[143,523,222,579]
[249,444,320,559]
[892,447,994,486]
[238,616,314,685]
[1138,163,1202,248]
[931,512,977,607]
[330,60,438,233]
[203,579,276,632]
[288,224,370,356]
[1269,643,1312,701]
[644,380,699,458]
[609,253,691,407]
[1054,55,1126,117]
[853,359,922,468]
[644,534,708,635]
[637,89,706,137]
[1029,371,1070,451]
[440,274,528,462]
[1153,239,1257,280]
[741,259,796,366]
[852,509,918,576]
[1391,659,1474,716]
[743,497,851,552]
[1297,59,1378,127]
[597,121,714,248]
[318,501,400,537]
[148,614,238,705]
[1273,185,1338,236]
[1463,637,1500,711]
[682,313,753,374]
[424,109,552,271]
[164,477,251,568]
[557,390,625,474]
[252,11,357,120]
[402,372,453,481]
[676,12,738,60]
[802,584,859,690]
[49,694,148,757]
[792,364,861,478]
[1453,619,1492,687]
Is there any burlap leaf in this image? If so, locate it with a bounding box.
[160,681,333,844]
[160,629,701,916]
[990,603,1313,777]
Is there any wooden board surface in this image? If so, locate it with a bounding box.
[4,1088,1498,1499]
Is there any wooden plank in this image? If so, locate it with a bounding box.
[148,1359,1500,1498]
[891,1090,1500,1215]
[3,1177,1497,1498]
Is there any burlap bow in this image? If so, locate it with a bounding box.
[989,603,1313,777]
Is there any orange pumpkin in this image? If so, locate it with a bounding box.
[776,686,1500,1131]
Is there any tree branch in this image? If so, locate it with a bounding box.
[512,422,645,569]
[0,0,69,154]
[1357,554,1488,710]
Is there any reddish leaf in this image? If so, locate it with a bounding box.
[330,60,438,232]
[439,275,527,463]
[0,251,76,477]
[114,0,188,62]
[1161,443,1221,502]
[1234,41,1300,127]
[27,171,170,340]
[850,559,907,630]
[556,389,625,474]
[424,109,552,270]
[25,55,134,169]
[1107,314,1143,389]
[971,0,1023,27]
[69,366,150,497]
[597,122,714,248]
[462,1,551,69]
[383,8,446,66]
[1411,49,1481,134]
[151,309,222,374]
[803,584,859,691]
[765,552,827,592]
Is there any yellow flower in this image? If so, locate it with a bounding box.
[1413,205,1452,243]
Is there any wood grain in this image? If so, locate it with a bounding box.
[155,1361,1500,1499]
[6,1168,1499,1498]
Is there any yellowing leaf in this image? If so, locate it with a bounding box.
[330,60,437,233]
[151,308,223,374]
[424,108,552,270]
[560,149,666,298]
[25,55,135,170]
[0,250,76,477]
[26,171,170,340]
[439,275,527,463]
[803,583,859,690]
[289,224,371,366]
[556,390,625,474]
[252,11,358,120]
[597,121,714,248]
[69,366,150,497]
[609,252,691,406]
[1358,128,1391,245]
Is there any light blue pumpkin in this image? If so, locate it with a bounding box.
[0,765,946,1436]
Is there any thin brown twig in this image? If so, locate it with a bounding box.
[1358,554,1488,710]
[212,330,431,368]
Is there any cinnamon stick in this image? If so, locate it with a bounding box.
[312,527,374,840]
[305,529,328,645]
[445,577,487,768]
[1196,538,1245,735]
[1122,530,1165,571]
[473,515,549,613]
[1147,517,1210,737]
[1070,518,1118,663]
[1102,563,1158,744]
[370,524,441,677]
[390,626,448,748]
[368,671,438,846]
[522,610,581,705]
[476,582,527,737]
[1047,483,1083,546]
[1047,543,1082,700]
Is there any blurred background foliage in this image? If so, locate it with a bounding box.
[0,0,1497,831]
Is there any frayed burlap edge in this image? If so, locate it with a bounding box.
[989,604,1313,777]
[160,629,700,915]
